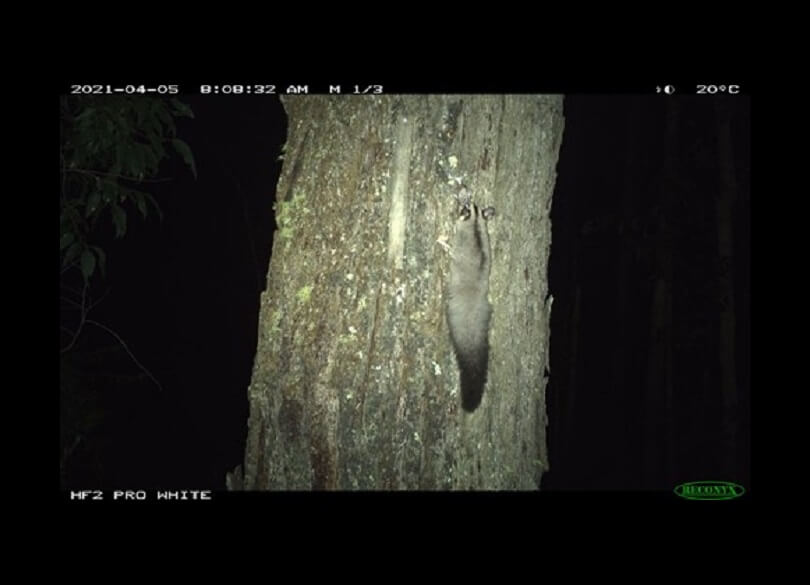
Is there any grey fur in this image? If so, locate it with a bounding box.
[447,198,494,412]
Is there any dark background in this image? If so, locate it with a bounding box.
[59,92,750,492]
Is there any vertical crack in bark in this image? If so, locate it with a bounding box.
[360,282,384,428]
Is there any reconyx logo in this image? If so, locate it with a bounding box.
[674,481,745,501]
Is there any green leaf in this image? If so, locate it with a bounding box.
[63,242,83,267]
[172,139,197,179]
[60,231,75,251]
[80,249,96,280]
[67,204,89,233]
[111,204,127,238]
[147,130,164,157]
[140,143,159,175]
[91,246,107,277]
[102,182,117,203]
[74,107,96,122]
[170,98,194,119]
[144,192,164,221]
[86,189,102,217]
[127,144,144,177]
[156,104,173,129]
[134,192,147,217]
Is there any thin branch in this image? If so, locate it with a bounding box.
[60,282,88,353]
[60,434,82,478]
[87,288,112,311]
[62,167,172,184]
[61,261,79,276]
[85,319,163,392]
[60,281,84,296]
[60,294,82,309]
[60,327,81,354]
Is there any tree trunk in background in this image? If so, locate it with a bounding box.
[616,98,638,480]
[643,100,677,488]
[714,100,738,479]
[239,95,564,490]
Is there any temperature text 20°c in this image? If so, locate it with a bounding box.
[696,84,741,94]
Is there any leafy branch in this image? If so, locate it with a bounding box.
[60,94,196,281]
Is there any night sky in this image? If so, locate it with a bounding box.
[60,92,750,493]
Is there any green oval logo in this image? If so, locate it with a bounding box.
[674,481,745,501]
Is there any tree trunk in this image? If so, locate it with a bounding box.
[239,95,563,490]
[643,100,677,488]
[714,99,739,478]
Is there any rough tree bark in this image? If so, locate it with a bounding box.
[237,95,564,490]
